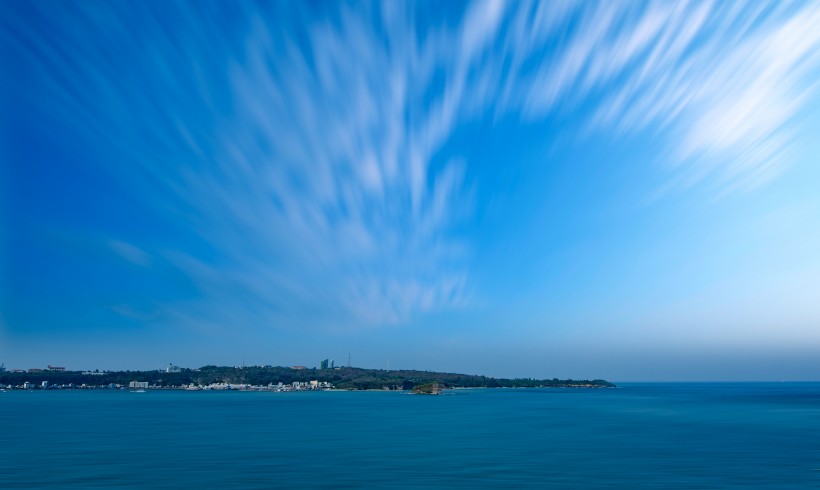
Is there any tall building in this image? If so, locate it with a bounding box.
[320,359,329,370]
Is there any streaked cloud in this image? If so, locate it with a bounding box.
[4,0,819,335]
[504,1,820,194]
[108,240,151,268]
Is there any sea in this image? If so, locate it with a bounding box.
[1,383,818,489]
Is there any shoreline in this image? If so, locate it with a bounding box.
[2,384,617,393]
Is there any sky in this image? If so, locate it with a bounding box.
[2,0,820,381]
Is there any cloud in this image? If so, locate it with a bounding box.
[6,1,820,333]
[146,3,489,330]
[518,1,820,194]
[155,1,526,330]
[108,240,151,267]
[445,1,820,195]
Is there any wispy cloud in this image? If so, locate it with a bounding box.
[108,240,151,267]
[5,1,820,333]
[502,1,820,194]
[171,4,490,329]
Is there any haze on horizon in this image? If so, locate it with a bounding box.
[2,1,820,381]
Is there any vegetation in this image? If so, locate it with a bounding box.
[0,365,615,390]
[412,382,442,394]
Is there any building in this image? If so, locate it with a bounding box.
[291,365,306,370]
[129,381,149,389]
[47,365,66,372]
[28,368,42,373]
[0,363,5,373]
[166,363,181,373]
[41,381,49,388]
[320,359,329,369]
[23,381,33,389]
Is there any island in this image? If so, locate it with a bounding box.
[411,382,442,395]
[0,365,615,391]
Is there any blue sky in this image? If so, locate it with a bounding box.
[2,1,820,380]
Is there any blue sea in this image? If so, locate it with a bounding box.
[2,383,819,488]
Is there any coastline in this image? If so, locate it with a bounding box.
[1,365,615,391]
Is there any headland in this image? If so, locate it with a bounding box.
[0,364,615,391]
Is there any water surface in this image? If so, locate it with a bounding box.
[2,383,818,488]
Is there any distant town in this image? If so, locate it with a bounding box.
[0,361,615,391]
[0,360,338,391]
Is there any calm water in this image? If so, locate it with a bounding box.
[1,383,819,488]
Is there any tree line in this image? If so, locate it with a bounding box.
[0,365,615,389]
